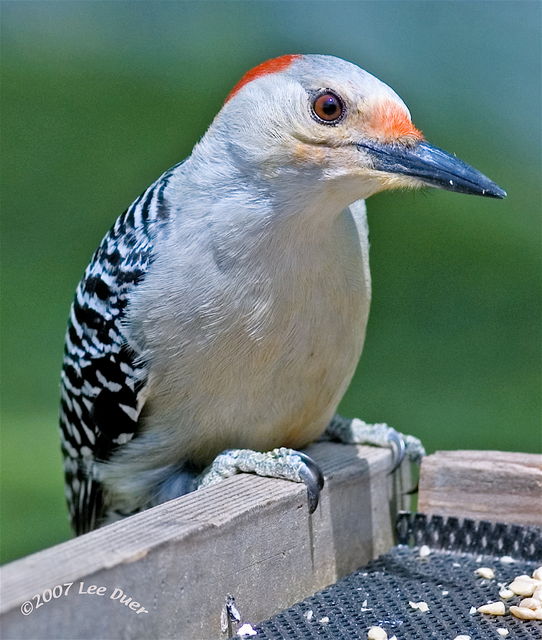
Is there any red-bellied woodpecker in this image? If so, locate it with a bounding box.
[60,54,505,534]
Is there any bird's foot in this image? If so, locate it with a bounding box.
[196,447,324,513]
[323,414,425,472]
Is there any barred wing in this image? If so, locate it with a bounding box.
[59,163,179,534]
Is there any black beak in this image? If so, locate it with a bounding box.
[357,139,506,199]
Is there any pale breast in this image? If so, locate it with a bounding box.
[125,202,371,466]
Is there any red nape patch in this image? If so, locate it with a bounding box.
[225,54,301,103]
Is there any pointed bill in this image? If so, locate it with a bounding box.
[358,139,506,198]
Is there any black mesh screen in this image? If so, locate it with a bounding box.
[252,514,542,640]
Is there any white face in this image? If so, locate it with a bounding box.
[216,55,425,202]
[210,55,504,204]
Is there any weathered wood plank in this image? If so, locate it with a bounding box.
[418,450,542,526]
[0,442,406,640]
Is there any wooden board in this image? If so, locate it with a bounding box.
[0,442,408,640]
[418,450,542,526]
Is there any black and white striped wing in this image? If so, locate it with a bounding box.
[60,165,177,534]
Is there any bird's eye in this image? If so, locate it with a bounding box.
[311,91,344,124]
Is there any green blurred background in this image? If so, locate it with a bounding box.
[1,1,540,564]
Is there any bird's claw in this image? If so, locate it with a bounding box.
[387,427,407,473]
[324,415,426,472]
[294,451,325,490]
[295,451,324,513]
[196,447,325,513]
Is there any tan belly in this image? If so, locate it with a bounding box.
[155,249,368,464]
[173,325,365,464]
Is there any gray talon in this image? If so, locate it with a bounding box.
[196,447,325,513]
[323,415,425,470]
[388,428,406,473]
[298,463,322,513]
[295,452,325,490]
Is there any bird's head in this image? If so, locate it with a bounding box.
[209,54,505,205]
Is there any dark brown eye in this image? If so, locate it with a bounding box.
[312,92,344,123]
